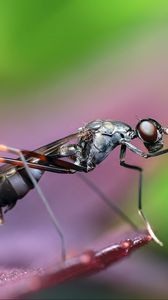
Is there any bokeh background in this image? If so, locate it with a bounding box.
[0,1,168,299]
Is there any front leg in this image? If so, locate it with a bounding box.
[120,139,168,159]
[120,139,148,158]
[146,148,168,158]
[120,144,163,246]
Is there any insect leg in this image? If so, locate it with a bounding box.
[0,145,66,262]
[120,140,147,158]
[77,173,137,230]
[120,145,163,246]
[146,148,168,158]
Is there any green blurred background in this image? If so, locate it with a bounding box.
[0,0,168,96]
[1,1,168,299]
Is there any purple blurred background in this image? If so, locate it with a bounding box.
[0,1,168,299]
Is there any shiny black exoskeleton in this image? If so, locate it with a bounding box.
[0,117,168,258]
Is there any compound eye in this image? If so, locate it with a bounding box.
[137,120,158,142]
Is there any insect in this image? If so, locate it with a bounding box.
[0,118,167,262]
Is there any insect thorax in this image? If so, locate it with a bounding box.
[75,120,132,171]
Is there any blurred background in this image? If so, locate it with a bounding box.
[0,0,168,299]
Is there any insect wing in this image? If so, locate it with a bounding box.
[35,132,80,156]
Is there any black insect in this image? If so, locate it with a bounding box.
[0,118,167,261]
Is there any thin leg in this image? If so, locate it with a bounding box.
[120,139,168,160]
[77,173,137,230]
[146,148,168,158]
[120,145,163,246]
[0,145,66,262]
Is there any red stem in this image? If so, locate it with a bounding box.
[0,232,152,300]
[29,232,152,292]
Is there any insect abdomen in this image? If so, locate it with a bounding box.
[0,168,44,210]
[0,174,18,208]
